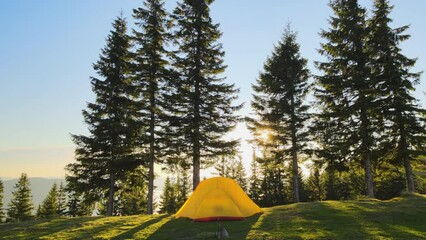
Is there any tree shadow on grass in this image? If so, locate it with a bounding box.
[251,202,369,239]
[347,202,426,239]
[147,214,261,240]
[110,214,169,240]
[0,216,100,240]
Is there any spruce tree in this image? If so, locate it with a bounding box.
[0,179,4,222]
[174,164,190,210]
[369,0,426,192]
[116,167,148,215]
[247,25,310,203]
[171,0,242,190]
[316,0,377,198]
[132,0,171,214]
[66,15,141,216]
[248,156,262,204]
[6,173,34,222]
[66,189,92,217]
[159,177,176,213]
[57,182,67,216]
[39,183,59,218]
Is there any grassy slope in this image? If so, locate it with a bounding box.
[0,194,425,240]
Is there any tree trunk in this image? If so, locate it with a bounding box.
[290,95,300,203]
[364,151,375,198]
[107,169,115,216]
[147,97,155,214]
[403,155,415,192]
[326,167,335,200]
[292,151,300,203]
[398,112,416,193]
[192,5,203,191]
[360,93,375,198]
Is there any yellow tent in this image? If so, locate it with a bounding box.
[175,177,262,221]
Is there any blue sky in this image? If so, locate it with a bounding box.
[0,0,425,178]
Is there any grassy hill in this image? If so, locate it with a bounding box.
[0,194,425,240]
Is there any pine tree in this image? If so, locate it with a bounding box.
[116,167,148,215]
[159,177,176,213]
[35,204,42,219]
[66,189,93,217]
[0,179,4,222]
[369,0,426,193]
[39,183,59,218]
[248,153,262,204]
[174,164,190,210]
[66,15,141,216]
[57,182,67,216]
[247,25,310,203]
[132,0,171,215]
[170,0,242,190]
[214,156,229,177]
[316,0,377,198]
[6,173,34,222]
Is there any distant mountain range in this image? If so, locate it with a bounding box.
[2,177,65,210]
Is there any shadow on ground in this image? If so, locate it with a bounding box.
[147,214,261,240]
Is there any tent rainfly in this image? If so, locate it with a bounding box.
[175,177,262,222]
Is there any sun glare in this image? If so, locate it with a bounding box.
[259,130,271,142]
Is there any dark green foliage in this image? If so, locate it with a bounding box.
[159,177,176,214]
[247,25,310,203]
[413,157,426,194]
[174,166,190,209]
[170,0,242,190]
[116,167,148,215]
[159,166,190,214]
[248,156,262,204]
[321,166,365,200]
[39,183,59,219]
[132,0,171,214]
[369,0,426,193]
[375,166,405,200]
[57,182,67,216]
[305,166,326,201]
[6,173,34,222]
[315,0,377,198]
[66,15,142,216]
[66,187,94,217]
[0,179,4,222]
[260,167,286,207]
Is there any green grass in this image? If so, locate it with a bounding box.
[1,194,425,240]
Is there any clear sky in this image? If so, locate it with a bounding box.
[1,0,425,178]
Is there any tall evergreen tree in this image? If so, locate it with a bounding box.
[39,183,59,218]
[6,173,34,222]
[66,15,141,216]
[57,182,67,216]
[369,0,426,192]
[132,0,171,214]
[171,0,242,190]
[316,0,377,198]
[0,179,4,222]
[247,25,310,202]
